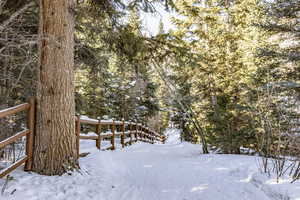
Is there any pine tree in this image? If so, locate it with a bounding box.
[170,0,267,153]
[158,18,165,35]
[33,0,78,175]
[252,0,300,160]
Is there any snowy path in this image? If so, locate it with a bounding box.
[1,129,300,200]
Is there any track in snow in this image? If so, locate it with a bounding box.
[1,128,298,200]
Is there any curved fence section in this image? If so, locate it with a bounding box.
[76,116,165,154]
[0,99,166,178]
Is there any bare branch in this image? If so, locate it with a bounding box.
[0,1,35,32]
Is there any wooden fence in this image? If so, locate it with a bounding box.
[0,99,166,178]
[0,98,35,178]
[76,116,165,154]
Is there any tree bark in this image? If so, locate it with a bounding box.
[33,0,78,175]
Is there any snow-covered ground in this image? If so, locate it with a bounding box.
[1,129,300,200]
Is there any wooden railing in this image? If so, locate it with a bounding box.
[0,100,166,178]
[75,116,165,154]
[0,98,35,178]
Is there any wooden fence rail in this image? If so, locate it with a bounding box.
[76,116,165,155]
[0,98,35,178]
[0,99,166,178]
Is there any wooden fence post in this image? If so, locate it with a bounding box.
[96,118,101,149]
[150,131,154,144]
[137,124,140,141]
[111,120,115,150]
[152,132,155,143]
[24,97,35,171]
[162,136,166,144]
[135,123,138,142]
[147,128,151,143]
[139,124,142,141]
[129,122,133,145]
[121,119,125,148]
[145,126,147,142]
[75,115,81,158]
[142,124,145,142]
[145,127,148,143]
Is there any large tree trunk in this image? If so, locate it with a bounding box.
[33,0,78,175]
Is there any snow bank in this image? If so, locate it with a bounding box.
[164,128,181,145]
[1,129,300,200]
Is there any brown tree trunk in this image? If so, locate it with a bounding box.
[33,0,78,175]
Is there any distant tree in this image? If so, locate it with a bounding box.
[170,0,267,153]
[158,19,165,35]
[259,0,299,80]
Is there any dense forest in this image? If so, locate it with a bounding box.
[0,0,299,185]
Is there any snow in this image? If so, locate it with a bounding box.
[80,132,98,137]
[1,129,300,200]
[79,116,121,124]
[137,106,148,111]
[129,80,136,86]
[100,119,114,123]
[80,115,98,122]
[80,131,113,137]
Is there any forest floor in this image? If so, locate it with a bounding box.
[1,129,300,200]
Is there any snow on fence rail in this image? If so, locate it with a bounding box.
[75,115,165,153]
[0,99,166,178]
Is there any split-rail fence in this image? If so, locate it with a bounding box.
[0,98,166,178]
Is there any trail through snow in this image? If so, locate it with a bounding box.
[1,128,300,200]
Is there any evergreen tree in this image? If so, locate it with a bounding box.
[170,0,267,153]
[33,0,77,175]
[158,18,165,35]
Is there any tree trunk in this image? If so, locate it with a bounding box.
[33,0,78,175]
